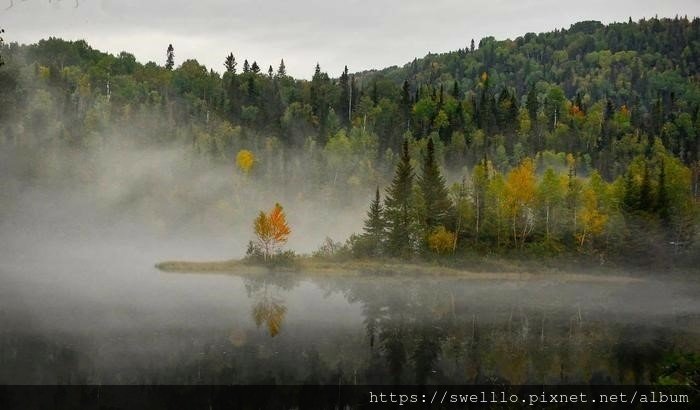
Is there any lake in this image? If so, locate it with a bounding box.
[1,232,699,385]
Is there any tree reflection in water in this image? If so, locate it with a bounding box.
[0,274,697,384]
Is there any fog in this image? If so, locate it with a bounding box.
[0,87,699,385]
[1,148,699,383]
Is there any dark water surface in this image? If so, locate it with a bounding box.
[1,232,699,385]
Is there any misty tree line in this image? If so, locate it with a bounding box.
[0,18,698,261]
[347,135,695,263]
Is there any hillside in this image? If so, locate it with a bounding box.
[0,17,698,263]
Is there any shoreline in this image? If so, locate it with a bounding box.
[154,257,650,284]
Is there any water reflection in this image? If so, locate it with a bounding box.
[1,272,698,385]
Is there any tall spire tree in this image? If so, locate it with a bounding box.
[165,44,175,70]
[277,59,286,77]
[419,138,453,233]
[384,140,416,257]
[339,65,350,125]
[362,187,386,256]
[224,53,237,74]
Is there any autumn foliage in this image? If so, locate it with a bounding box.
[236,149,256,174]
[253,203,291,260]
[428,226,456,255]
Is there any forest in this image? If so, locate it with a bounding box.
[1,17,699,266]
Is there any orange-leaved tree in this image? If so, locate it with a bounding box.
[253,203,291,260]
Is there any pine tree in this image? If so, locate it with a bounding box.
[451,81,460,99]
[401,80,411,130]
[362,187,386,256]
[224,53,237,73]
[470,38,476,53]
[656,159,670,223]
[165,44,175,70]
[384,140,416,257]
[243,59,250,73]
[339,65,350,125]
[371,81,378,105]
[277,59,286,77]
[419,137,453,234]
[526,85,538,125]
[251,61,260,74]
[268,65,274,78]
[639,163,652,212]
[0,28,5,67]
[623,169,639,212]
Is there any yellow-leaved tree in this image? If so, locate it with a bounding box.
[428,226,456,255]
[236,149,255,174]
[576,187,607,249]
[253,203,291,260]
[504,158,537,248]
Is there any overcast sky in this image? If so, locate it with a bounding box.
[2,0,699,79]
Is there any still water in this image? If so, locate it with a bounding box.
[1,234,699,385]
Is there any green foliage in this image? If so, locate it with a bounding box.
[362,187,385,257]
[418,137,453,234]
[1,20,699,265]
[384,140,417,257]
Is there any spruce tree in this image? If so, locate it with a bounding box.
[165,44,174,70]
[623,169,639,212]
[656,159,670,223]
[251,61,260,74]
[401,80,411,130]
[452,81,460,99]
[224,53,237,73]
[526,85,538,124]
[419,137,453,233]
[363,187,386,256]
[243,59,250,73]
[0,28,5,67]
[384,140,416,257]
[339,65,350,124]
[277,59,286,77]
[639,163,652,212]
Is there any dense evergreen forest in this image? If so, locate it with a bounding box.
[0,17,699,264]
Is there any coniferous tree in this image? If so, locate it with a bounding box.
[400,80,412,130]
[165,44,175,70]
[623,169,639,212]
[452,81,460,99]
[639,163,652,212]
[419,138,453,234]
[268,65,274,78]
[526,85,538,125]
[339,65,350,125]
[656,159,670,223]
[0,28,5,67]
[243,59,250,73]
[251,61,260,74]
[362,187,386,256]
[224,53,237,73]
[384,140,416,257]
[277,59,286,76]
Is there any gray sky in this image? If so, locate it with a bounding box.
[2,0,699,79]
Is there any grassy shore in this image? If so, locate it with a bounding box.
[155,256,651,283]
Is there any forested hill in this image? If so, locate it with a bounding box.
[3,18,699,170]
[0,17,699,262]
[0,17,699,188]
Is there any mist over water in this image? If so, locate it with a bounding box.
[1,173,699,383]
[0,128,697,385]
